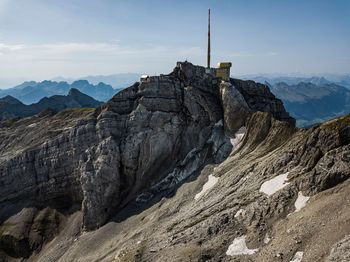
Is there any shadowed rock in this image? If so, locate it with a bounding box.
[7,62,344,261]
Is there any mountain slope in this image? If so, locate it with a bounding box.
[0,62,349,262]
[0,88,102,120]
[0,96,36,120]
[0,80,119,104]
[44,113,348,262]
[244,75,350,89]
[270,82,350,127]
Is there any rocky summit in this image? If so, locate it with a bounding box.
[0,62,349,262]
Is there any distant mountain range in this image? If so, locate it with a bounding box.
[0,88,102,120]
[242,75,350,89]
[269,81,350,127]
[0,73,140,90]
[0,80,122,104]
[51,73,140,89]
[1,74,349,128]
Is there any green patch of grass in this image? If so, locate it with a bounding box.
[322,114,350,131]
[62,108,96,113]
[56,108,96,119]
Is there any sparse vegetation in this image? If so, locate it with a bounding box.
[56,108,96,119]
[62,108,96,113]
[0,117,22,128]
[322,114,350,130]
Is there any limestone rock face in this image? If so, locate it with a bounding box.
[19,112,348,262]
[1,62,349,262]
[220,81,251,136]
[0,61,300,259]
[79,136,121,230]
[231,78,296,125]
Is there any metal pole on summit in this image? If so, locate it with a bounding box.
[207,8,211,69]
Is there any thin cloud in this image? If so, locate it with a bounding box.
[0,43,26,52]
[0,42,138,56]
[229,51,278,57]
[0,41,201,58]
[0,41,203,78]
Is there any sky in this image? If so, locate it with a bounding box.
[0,0,349,86]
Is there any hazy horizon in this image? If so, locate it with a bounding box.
[1,70,350,90]
[0,0,349,86]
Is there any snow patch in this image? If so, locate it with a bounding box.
[194,174,218,200]
[230,126,246,149]
[226,235,258,256]
[28,123,37,127]
[234,209,246,219]
[263,233,271,244]
[215,119,223,126]
[290,251,303,262]
[294,192,310,212]
[259,172,290,196]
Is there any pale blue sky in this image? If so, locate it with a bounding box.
[0,0,349,82]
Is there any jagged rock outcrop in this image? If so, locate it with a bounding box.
[231,78,296,126]
[220,81,251,136]
[1,62,349,261]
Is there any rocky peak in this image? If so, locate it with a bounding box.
[231,78,296,125]
[0,61,309,260]
[1,61,295,226]
[68,87,84,97]
[0,95,23,105]
[71,80,90,88]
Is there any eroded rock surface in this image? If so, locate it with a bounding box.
[1,62,349,261]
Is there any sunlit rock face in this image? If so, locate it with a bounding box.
[0,61,300,259]
[1,62,350,262]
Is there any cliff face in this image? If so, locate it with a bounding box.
[1,62,349,261]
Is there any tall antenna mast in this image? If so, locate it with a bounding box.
[207,8,211,69]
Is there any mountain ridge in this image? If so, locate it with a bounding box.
[241,75,350,89]
[0,80,120,104]
[270,81,350,127]
[0,62,349,261]
[0,88,102,121]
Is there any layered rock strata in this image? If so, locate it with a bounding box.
[0,61,304,260]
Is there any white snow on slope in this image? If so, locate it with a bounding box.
[290,251,303,262]
[226,235,258,256]
[263,233,271,244]
[259,172,290,196]
[234,209,246,219]
[294,192,310,212]
[230,126,246,149]
[194,174,218,200]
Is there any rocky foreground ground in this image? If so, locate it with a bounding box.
[0,62,349,261]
